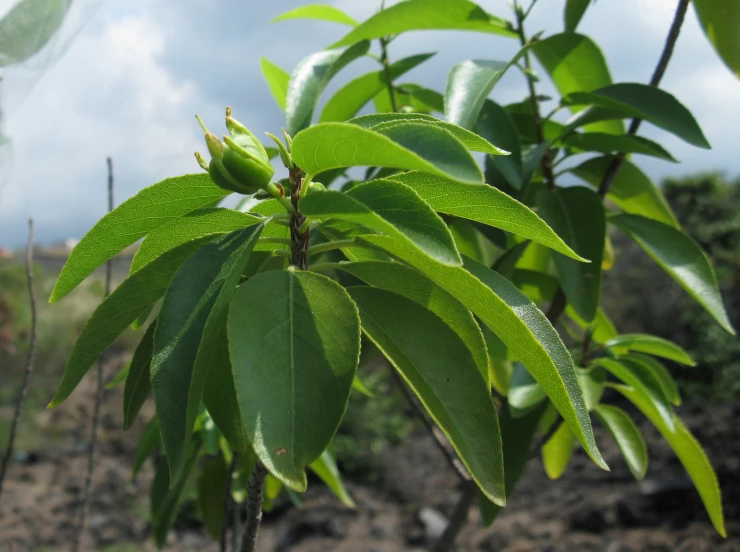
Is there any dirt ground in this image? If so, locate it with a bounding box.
[1,361,738,552]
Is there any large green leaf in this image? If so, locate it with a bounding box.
[300,179,461,266]
[330,0,516,48]
[563,132,677,162]
[0,0,71,67]
[349,286,505,504]
[593,404,648,480]
[49,239,210,408]
[308,450,355,507]
[563,83,711,148]
[197,455,228,539]
[605,334,695,366]
[610,214,734,334]
[356,235,607,470]
[694,0,740,78]
[536,187,605,322]
[611,384,725,536]
[564,0,591,32]
[228,269,360,491]
[477,100,523,189]
[285,41,370,135]
[122,320,156,430]
[132,417,161,479]
[291,121,483,183]
[571,156,678,227]
[51,174,228,302]
[273,4,358,25]
[151,225,263,481]
[542,422,575,479]
[320,53,434,122]
[387,171,585,261]
[260,57,290,111]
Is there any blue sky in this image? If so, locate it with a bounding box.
[1,0,739,247]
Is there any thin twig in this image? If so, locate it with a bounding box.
[221,453,238,552]
[73,158,115,551]
[379,37,399,113]
[0,219,38,499]
[239,462,268,552]
[432,481,478,552]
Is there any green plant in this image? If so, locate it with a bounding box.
[48,0,736,549]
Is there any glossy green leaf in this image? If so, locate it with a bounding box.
[610,214,734,334]
[197,455,228,539]
[449,219,488,264]
[151,225,264,481]
[593,404,648,480]
[49,239,210,408]
[0,0,71,67]
[606,334,695,366]
[260,57,290,111]
[623,353,681,407]
[694,0,740,78]
[356,235,607,471]
[564,0,591,32]
[508,362,546,416]
[563,132,677,162]
[536,187,605,322]
[611,383,725,536]
[510,269,559,304]
[273,4,358,25]
[477,100,523,189]
[228,269,360,491]
[132,417,161,479]
[51,174,227,302]
[563,83,711,148]
[309,450,355,507]
[285,41,370,135]
[331,0,516,48]
[566,306,618,345]
[349,286,505,504]
[542,423,575,479]
[387,171,585,261]
[291,121,483,184]
[571,156,678,227]
[122,320,156,430]
[577,366,605,411]
[320,53,434,122]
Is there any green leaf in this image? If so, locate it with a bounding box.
[285,41,370,135]
[131,208,262,274]
[577,366,605,411]
[348,113,509,155]
[349,286,505,504]
[536,187,605,322]
[325,260,489,384]
[610,214,734,334]
[230,449,258,503]
[260,57,290,111]
[320,53,434,122]
[477,100,523,189]
[106,363,129,390]
[228,269,360,491]
[197,455,229,539]
[542,422,575,479]
[563,132,678,162]
[564,0,591,32]
[122,320,157,430]
[566,306,618,345]
[301,179,461,266]
[51,174,228,302]
[151,225,264,481]
[593,404,648,480]
[273,4,358,26]
[291,121,483,184]
[605,334,695,366]
[352,375,374,398]
[571,156,678,227]
[356,235,607,471]
[532,33,623,135]
[330,0,516,48]
[694,0,740,78]
[309,450,355,507]
[510,269,559,304]
[49,239,210,408]
[508,362,546,416]
[132,417,161,479]
[386,171,585,261]
[563,83,711,148]
[611,383,725,536]
[623,353,681,407]
[0,0,71,67]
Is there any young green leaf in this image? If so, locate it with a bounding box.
[542,423,575,479]
[693,0,740,78]
[577,366,605,411]
[536,187,605,322]
[563,83,711,148]
[623,353,681,407]
[291,122,483,184]
[309,450,355,508]
[105,362,129,390]
[593,404,648,480]
[197,455,229,539]
[260,57,290,111]
[564,0,591,32]
[122,320,157,430]
[228,269,361,491]
[605,334,696,366]
[386,171,585,261]
[348,286,505,505]
[566,306,618,345]
[132,417,161,479]
[0,0,71,67]
[610,214,734,334]
[563,132,678,163]
[508,362,546,416]
[477,100,523,189]
[330,0,516,48]
[300,179,461,266]
[285,41,370,135]
[611,384,725,536]
[356,235,607,471]
[151,225,264,482]
[51,174,228,302]
[272,4,358,26]
[352,375,374,398]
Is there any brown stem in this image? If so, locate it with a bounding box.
[431,480,478,552]
[239,462,268,552]
[0,218,37,499]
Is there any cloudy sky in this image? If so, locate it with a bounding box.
[0,0,738,247]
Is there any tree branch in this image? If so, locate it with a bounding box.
[221,453,238,552]
[239,462,268,552]
[432,480,478,552]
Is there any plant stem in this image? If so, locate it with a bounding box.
[0,218,37,499]
[379,37,399,113]
[432,480,478,552]
[221,453,238,552]
[597,0,690,197]
[289,165,310,269]
[239,462,268,552]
